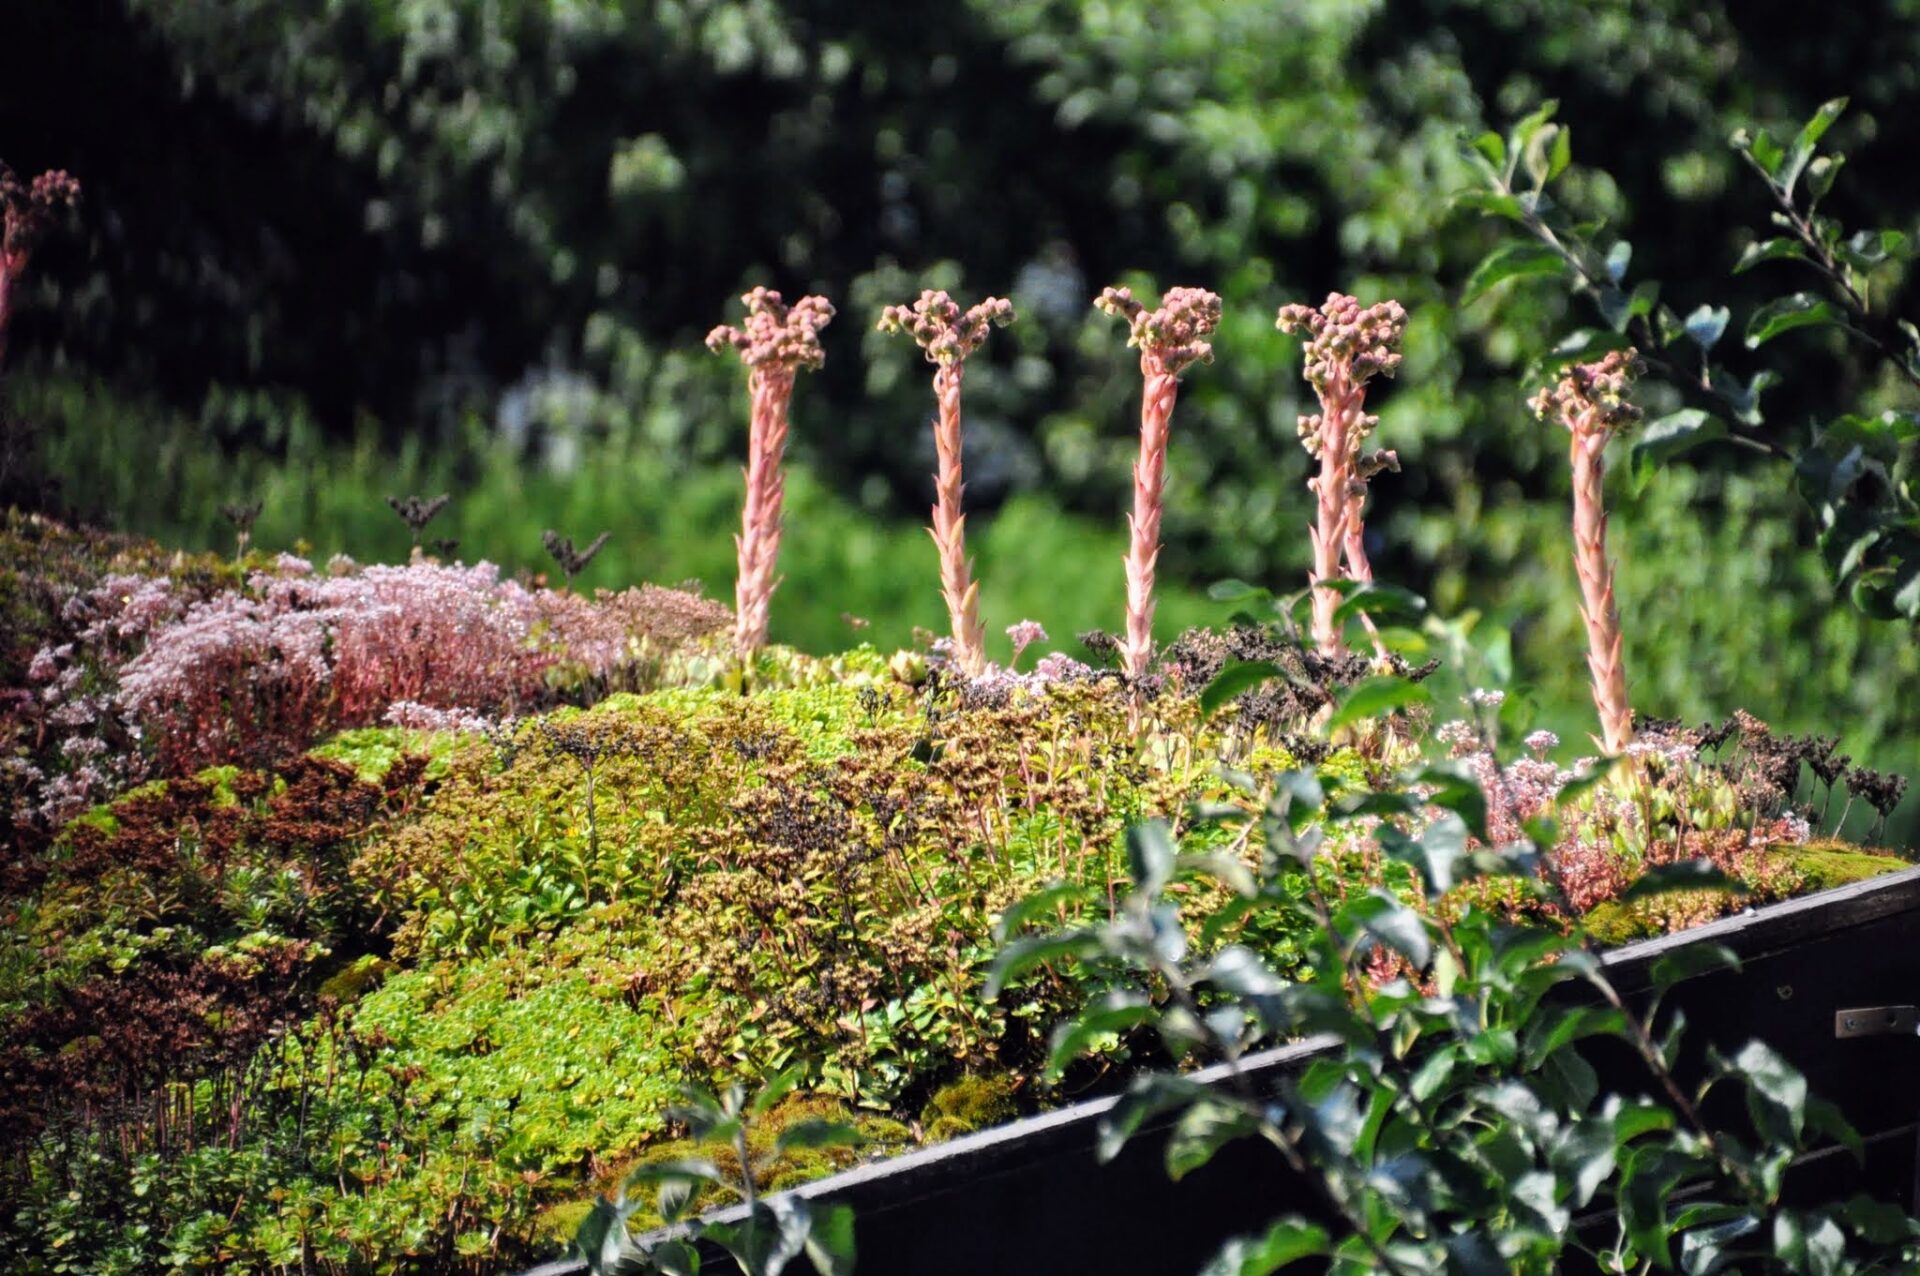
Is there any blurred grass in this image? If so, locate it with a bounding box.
[21,372,1223,662]
[21,370,1920,844]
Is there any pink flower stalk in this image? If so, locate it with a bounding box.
[877,289,1015,677]
[1529,349,1643,755]
[1275,293,1407,658]
[0,164,81,372]
[706,287,835,656]
[1095,284,1223,679]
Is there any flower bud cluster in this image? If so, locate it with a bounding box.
[876,289,1014,366]
[1276,293,1407,460]
[705,286,835,370]
[1276,292,1406,392]
[1094,284,1222,376]
[1528,349,1642,436]
[0,164,81,259]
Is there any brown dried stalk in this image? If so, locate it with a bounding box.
[1276,293,1406,658]
[1531,349,1642,754]
[878,290,1014,678]
[707,287,835,656]
[1095,284,1222,680]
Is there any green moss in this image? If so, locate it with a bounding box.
[920,1074,1017,1140]
[315,954,393,1005]
[1583,842,1909,948]
[1783,841,1907,892]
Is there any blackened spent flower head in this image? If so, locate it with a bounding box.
[542,529,611,580]
[386,493,450,538]
[1095,284,1223,377]
[1530,348,1643,436]
[220,500,263,534]
[877,290,1014,365]
[1275,292,1407,393]
[705,286,835,371]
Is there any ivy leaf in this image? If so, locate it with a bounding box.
[1745,292,1845,348]
[1619,860,1742,904]
[1464,242,1566,302]
[1629,410,1727,493]
[1326,675,1431,733]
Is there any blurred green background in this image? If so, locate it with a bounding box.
[3,0,1918,828]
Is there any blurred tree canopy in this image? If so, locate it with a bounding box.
[4,0,1918,603]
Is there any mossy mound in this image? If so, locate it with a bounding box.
[1583,841,1908,947]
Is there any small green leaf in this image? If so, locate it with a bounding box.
[1648,941,1741,991]
[1620,860,1742,904]
[1168,1097,1259,1180]
[1127,818,1177,895]
[1207,577,1270,603]
[1630,410,1727,492]
[1779,97,1848,196]
[1745,292,1845,348]
[1046,991,1154,1076]
[1469,130,1506,171]
[1464,241,1565,302]
[773,1118,865,1156]
[1199,1218,1330,1276]
[1326,675,1431,733]
[1733,236,1811,274]
[985,929,1104,998]
[1604,239,1632,284]
[1344,888,1433,968]
[804,1203,857,1276]
[1200,660,1287,715]
[1682,304,1730,350]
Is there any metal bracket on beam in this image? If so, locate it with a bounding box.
[1836,1006,1920,1039]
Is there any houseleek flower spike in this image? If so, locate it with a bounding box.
[1095,284,1222,679]
[0,163,81,373]
[878,289,1015,678]
[707,287,835,656]
[1530,348,1643,755]
[1276,293,1407,659]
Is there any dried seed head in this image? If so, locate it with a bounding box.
[876,289,1014,366]
[1095,284,1223,377]
[706,286,835,371]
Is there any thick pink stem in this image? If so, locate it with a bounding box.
[1340,487,1389,660]
[1123,363,1177,678]
[0,254,17,373]
[1308,368,1359,657]
[1570,417,1633,753]
[734,365,793,655]
[930,362,987,676]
